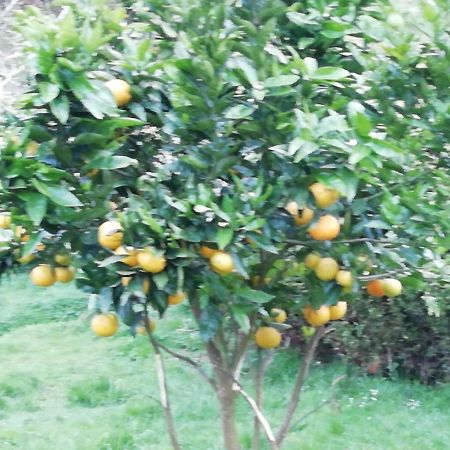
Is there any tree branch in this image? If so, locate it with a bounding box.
[144,309,181,450]
[284,237,408,246]
[156,340,216,389]
[291,374,346,428]
[275,327,325,447]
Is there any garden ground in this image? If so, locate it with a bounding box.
[0,275,449,449]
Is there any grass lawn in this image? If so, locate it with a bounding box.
[0,275,449,450]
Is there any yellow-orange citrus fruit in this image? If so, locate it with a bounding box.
[309,215,340,241]
[36,242,46,252]
[383,278,403,297]
[0,213,11,229]
[25,141,39,156]
[91,313,119,337]
[329,301,347,320]
[210,252,234,275]
[303,305,330,327]
[367,280,385,297]
[30,264,56,287]
[200,245,219,258]
[309,183,340,208]
[18,253,36,264]
[98,220,123,250]
[304,252,321,269]
[335,270,352,287]
[121,276,132,287]
[142,277,151,295]
[137,249,167,273]
[115,246,139,267]
[136,318,157,335]
[55,254,71,266]
[255,327,282,349]
[285,201,299,216]
[315,257,340,281]
[55,266,75,283]
[271,308,287,324]
[105,79,132,107]
[168,292,186,306]
[294,207,314,226]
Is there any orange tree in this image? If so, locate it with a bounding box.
[0,0,448,449]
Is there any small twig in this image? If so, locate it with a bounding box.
[284,237,406,247]
[358,269,406,281]
[291,375,346,428]
[156,340,216,389]
[232,379,279,450]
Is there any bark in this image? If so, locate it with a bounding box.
[144,311,181,450]
[275,327,325,447]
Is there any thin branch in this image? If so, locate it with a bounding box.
[275,327,325,447]
[358,269,406,281]
[144,309,181,450]
[232,379,279,450]
[156,340,216,389]
[284,237,408,247]
[291,375,346,428]
[252,349,274,450]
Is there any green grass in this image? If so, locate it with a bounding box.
[0,276,449,449]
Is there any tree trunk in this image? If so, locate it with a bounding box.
[217,383,241,450]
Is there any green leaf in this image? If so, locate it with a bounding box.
[311,67,350,81]
[236,288,274,304]
[38,82,60,103]
[153,272,169,290]
[32,179,83,207]
[225,104,256,120]
[67,75,117,119]
[216,227,233,250]
[21,231,44,257]
[351,112,373,137]
[263,75,300,88]
[25,194,48,226]
[50,95,70,124]
[230,306,251,332]
[86,155,138,170]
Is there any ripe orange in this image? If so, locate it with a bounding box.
[304,252,321,269]
[55,253,71,266]
[285,201,300,216]
[367,280,385,297]
[137,249,167,273]
[25,141,39,156]
[91,313,119,337]
[0,213,11,229]
[200,245,219,258]
[315,257,340,281]
[136,318,157,335]
[121,276,132,287]
[294,207,314,226]
[30,264,56,287]
[142,277,151,295]
[55,266,75,283]
[105,79,132,107]
[210,252,234,275]
[335,270,352,287]
[329,301,347,320]
[309,215,340,241]
[255,327,282,349]
[98,220,123,250]
[383,278,402,297]
[115,246,139,267]
[309,183,340,208]
[303,305,330,327]
[168,292,186,305]
[18,253,36,264]
[270,308,287,324]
